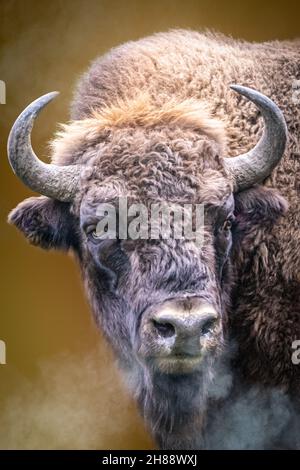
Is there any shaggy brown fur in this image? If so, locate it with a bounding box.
[56,29,300,390]
[9,30,300,449]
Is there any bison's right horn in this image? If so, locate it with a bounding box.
[225,85,288,192]
[7,92,82,202]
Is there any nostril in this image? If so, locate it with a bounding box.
[201,317,217,335]
[152,320,175,338]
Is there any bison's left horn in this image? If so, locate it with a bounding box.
[225,85,287,192]
[7,92,82,202]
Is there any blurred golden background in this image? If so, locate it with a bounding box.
[0,0,299,449]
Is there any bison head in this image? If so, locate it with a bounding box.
[7,87,288,436]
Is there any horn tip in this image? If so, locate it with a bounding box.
[230,84,247,94]
[43,91,60,103]
[34,91,60,108]
[229,84,268,108]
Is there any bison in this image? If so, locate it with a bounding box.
[7,30,300,449]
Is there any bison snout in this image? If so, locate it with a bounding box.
[137,298,219,372]
[152,309,217,342]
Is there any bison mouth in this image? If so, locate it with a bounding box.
[149,353,204,374]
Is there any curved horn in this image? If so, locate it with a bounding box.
[7,92,81,202]
[225,85,288,192]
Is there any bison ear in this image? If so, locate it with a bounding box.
[233,185,288,231]
[8,196,79,250]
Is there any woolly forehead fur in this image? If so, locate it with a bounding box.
[50,93,232,205]
[50,93,227,160]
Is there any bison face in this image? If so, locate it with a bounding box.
[9,181,287,382]
[77,177,236,375]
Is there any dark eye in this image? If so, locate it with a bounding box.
[91,229,103,240]
[222,219,232,232]
[86,224,116,245]
[85,226,104,243]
